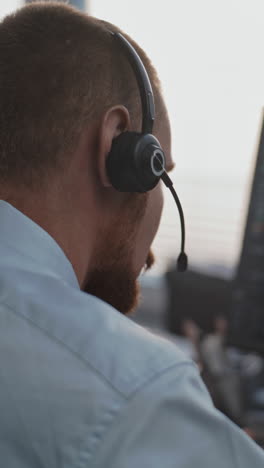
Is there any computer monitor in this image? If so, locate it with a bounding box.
[228,109,264,355]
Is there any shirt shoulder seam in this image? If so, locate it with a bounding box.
[81,360,197,468]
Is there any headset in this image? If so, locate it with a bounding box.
[106,32,188,272]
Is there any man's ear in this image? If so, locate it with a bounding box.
[97,105,131,187]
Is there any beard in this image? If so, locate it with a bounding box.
[82,193,155,315]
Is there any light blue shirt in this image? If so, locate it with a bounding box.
[0,200,263,468]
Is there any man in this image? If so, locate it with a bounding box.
[0,2,263,467]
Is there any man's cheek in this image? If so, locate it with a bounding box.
[148,183,164,240]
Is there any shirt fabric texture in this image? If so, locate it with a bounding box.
[0,200,263,468]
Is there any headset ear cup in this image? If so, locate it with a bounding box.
[106,132,142,192]
[106,132,166,192]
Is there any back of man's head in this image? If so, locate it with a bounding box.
[0,2,171,314]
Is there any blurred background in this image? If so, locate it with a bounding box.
[5,0,264,446]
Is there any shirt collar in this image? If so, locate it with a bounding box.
[0,200,79,289]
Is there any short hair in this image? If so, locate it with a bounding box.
[0,1,163,189]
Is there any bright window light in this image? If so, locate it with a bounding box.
[0,1,21,18]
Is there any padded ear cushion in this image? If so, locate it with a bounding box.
[106,131,165,192]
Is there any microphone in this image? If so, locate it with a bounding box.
[160,171,188,272]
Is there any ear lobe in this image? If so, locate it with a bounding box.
[97,105,131,188]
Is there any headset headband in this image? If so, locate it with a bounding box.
[111,32,155,135]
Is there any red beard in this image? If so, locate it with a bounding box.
[82,193,155,315]
[83,248,155,315]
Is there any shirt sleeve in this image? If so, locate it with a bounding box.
[95,361,264,468]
